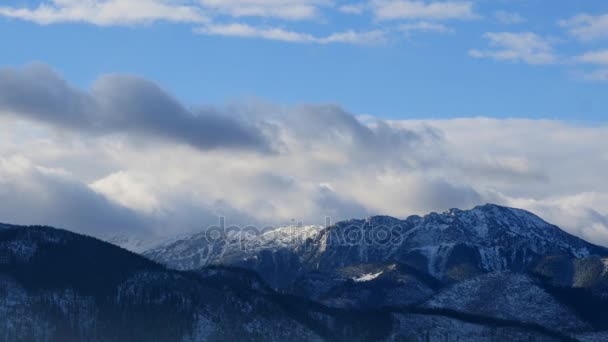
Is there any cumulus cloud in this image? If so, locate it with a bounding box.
[0,156,148,236]
[195,23,385,44]
[399,21,453,34]
[560,13,608,42]
[198,0,330,20]
[0,64,272,152]
[576,50,608,65]
[370,0,477,21]
[571,50,608,82]
[469,32,557,65]
[2,65,608,247]
[0,0,383,45]
[339,3,367,15]
[0,0,207,26]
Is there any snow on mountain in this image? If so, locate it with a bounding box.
[102,234,170,253]
[290,263,440,309]
[3,210,608,340]
[423,271,589,332]
[144,225,322,271]
[144,204,608,290]
[353,271,383,282]
[239,225,322,253]
[305,204,608,281]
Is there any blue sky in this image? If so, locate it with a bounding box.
[1,0,608,121]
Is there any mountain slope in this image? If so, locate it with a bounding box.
[138,204,608,338]
[305,204,607,282]
[0,223,581,341]
[145,204,608,286]
[0,225,362,341]
[422,272,589,332]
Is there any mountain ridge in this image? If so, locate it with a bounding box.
[144,204,608,287]
[0,222,581,341]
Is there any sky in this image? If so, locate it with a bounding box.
[1,0,608,120]
[1,1,608,246]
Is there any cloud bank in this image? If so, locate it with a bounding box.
[1,64,608,247]
[0,64,271,152]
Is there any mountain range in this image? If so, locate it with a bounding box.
[2,204,608,341]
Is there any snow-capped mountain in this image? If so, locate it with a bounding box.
[1,223,578,341]
[144,225,324,288]
[3,204,608,341]
[101,234,170,254]
[135,204,608,341]
[145,204,608,286]
[305,204,607,282]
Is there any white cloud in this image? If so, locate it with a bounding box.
[469,32,557,65]
[339,3,367,15]
[198,0,331,20]
[3,65,608,247]
[572,50,608,82]
[494,10,525,25]
[195,23,385,44]
[560,13,608,42]
[399,21,452,34]
[0,1,390,45]
[370,0,477,21]
[0,0,208,26]
[0,0,483,45]
[576,50,608,65]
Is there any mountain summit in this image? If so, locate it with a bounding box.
[145,204,607,285]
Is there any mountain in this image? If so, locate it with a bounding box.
[140,204,608,340]
[145,204,608,286]
[101,234,169,254]
[304,204,606,281]
[0,223,575,341]
[422,271,589,332]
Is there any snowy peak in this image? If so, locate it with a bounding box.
[102,234,169,254]
[306,204,608,281]
[144,204,608,286]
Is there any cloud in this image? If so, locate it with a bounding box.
[198,0,330,20]
[469,32,557,65]
[3,66,608,247]
[506,193,608,248]
[0,63,272,152]
[0,0,382,45]
[370,0,477,21]
[576,50,608,65]
[560,13,608,42]
[0,0,207,26]
[494,10,525,25]
[399,21,453,34]
[0,156,148,236]
[195,23,385,44]
[572,50,608,82]
[339,3,367,15]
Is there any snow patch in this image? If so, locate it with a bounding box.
[353,271,383,282]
